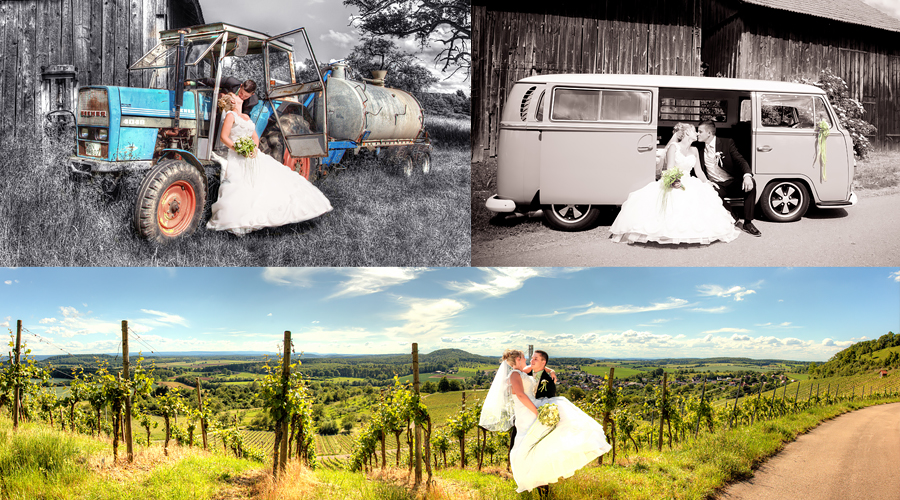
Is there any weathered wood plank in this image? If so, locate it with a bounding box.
[61,0,74,66]
[19,1,38,137]
[115,0,129,85]
[89,0,102,84]
[74,0,89,88]
[128,0,142,87]
[0,0,14,135]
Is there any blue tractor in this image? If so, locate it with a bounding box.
[70,23,431,243]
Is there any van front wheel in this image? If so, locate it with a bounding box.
[542,204,600,231]
[760,180,809,222]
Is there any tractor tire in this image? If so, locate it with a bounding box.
[133,159,207,243]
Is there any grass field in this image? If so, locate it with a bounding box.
[0,127,469,266]
[582,364,646,378]
[5,394,900,499]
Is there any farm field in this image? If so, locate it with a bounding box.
[582,364,646,378]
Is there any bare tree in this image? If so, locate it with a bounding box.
[344,0,470,78]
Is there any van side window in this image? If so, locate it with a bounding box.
[551,88,651,122]
[761,94,815,128]
[813,96,833,128]
[552,89,600,121]
[535,90,545,121]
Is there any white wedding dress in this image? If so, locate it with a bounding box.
[206,111,332,235]
[508,369,611,492]
[609,146,740,244]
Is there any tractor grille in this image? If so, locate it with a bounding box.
[76,88,110,159]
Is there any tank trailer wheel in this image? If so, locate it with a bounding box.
[400,155,415,177]
[133,159,207,243]
[414,152,431,174]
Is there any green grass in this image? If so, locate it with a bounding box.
[0,419,259,500]
[0,138,469,266]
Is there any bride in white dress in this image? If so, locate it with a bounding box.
[609,122,740,245]
[206,94,332,236]
[479,349,611,493]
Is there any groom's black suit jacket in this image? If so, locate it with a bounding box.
[692,136,756,220]
[534,370,557,399]
[692,137,751,180]
[510,370,557,448]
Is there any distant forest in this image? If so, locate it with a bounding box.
[811,331,899,378]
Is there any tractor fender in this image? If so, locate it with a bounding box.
[157,149,203,171]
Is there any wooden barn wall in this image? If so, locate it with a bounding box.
[0,0,201,140]
[700,0,742,77]
[733,7,900,150]
[472,0,701,161]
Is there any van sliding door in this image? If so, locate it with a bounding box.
[539,87,656,205]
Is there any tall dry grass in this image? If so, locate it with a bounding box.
[0,133,470,266]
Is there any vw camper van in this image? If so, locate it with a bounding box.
[485,74,857,231]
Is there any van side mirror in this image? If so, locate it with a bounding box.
[235,36,249,57]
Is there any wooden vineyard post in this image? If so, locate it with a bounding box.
[13,320,22,430]
[695,376,707,438]
[273,331,291,479]
[412,343,422,487]
[658,372,666,452]
[122,321,134,462]
[795,381,801,409]
[599,368,615,465]
[196,378,208,449]
[729,393,739,428]
[753,381,762,424]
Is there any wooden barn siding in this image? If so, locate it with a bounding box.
[0,0,192,140]
[473,1,700,160]
[733,10,900,150]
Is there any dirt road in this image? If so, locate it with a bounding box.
[471,191,900,266]
[717,402,900,500]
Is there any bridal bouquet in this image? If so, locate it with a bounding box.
[527,403,560,454]
[234,136,256,158]
[538,403,560,427]
[661,168,685,192]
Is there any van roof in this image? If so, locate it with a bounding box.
[517,74,826,94]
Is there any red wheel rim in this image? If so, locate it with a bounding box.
[157,180,196,236]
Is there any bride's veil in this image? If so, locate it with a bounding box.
[479,361,516,432]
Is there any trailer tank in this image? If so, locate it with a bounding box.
[316,65,426,144]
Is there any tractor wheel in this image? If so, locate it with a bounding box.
[133,159,207,243]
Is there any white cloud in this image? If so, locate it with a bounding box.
[39,318,57,324]
[693,306,728,313]
[140,309,189,327]
[267,313,272,317]
[890,270,900,283]
[384,297,467,339]
[261,268,326,287]
[569,298,689,319]
[0,316,8,328]
[821,338,854,348]
[730,334,751,342]
[41,306,121,338]
[703,328,751,334]
[331,267,428,298]
[446,268,550,298]
[320,30,355,48]
[4,280,11,285]
[697,284,757,301]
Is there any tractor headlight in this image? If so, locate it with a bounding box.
[79,127,89,139]
[96,128,108,141]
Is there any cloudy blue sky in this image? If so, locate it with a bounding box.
[2,267,898,362]
[197,0,468,93]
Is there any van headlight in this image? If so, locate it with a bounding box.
[96,129,108,141]
[79,127,89,139]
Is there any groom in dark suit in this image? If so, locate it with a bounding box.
[695,120,761,237]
